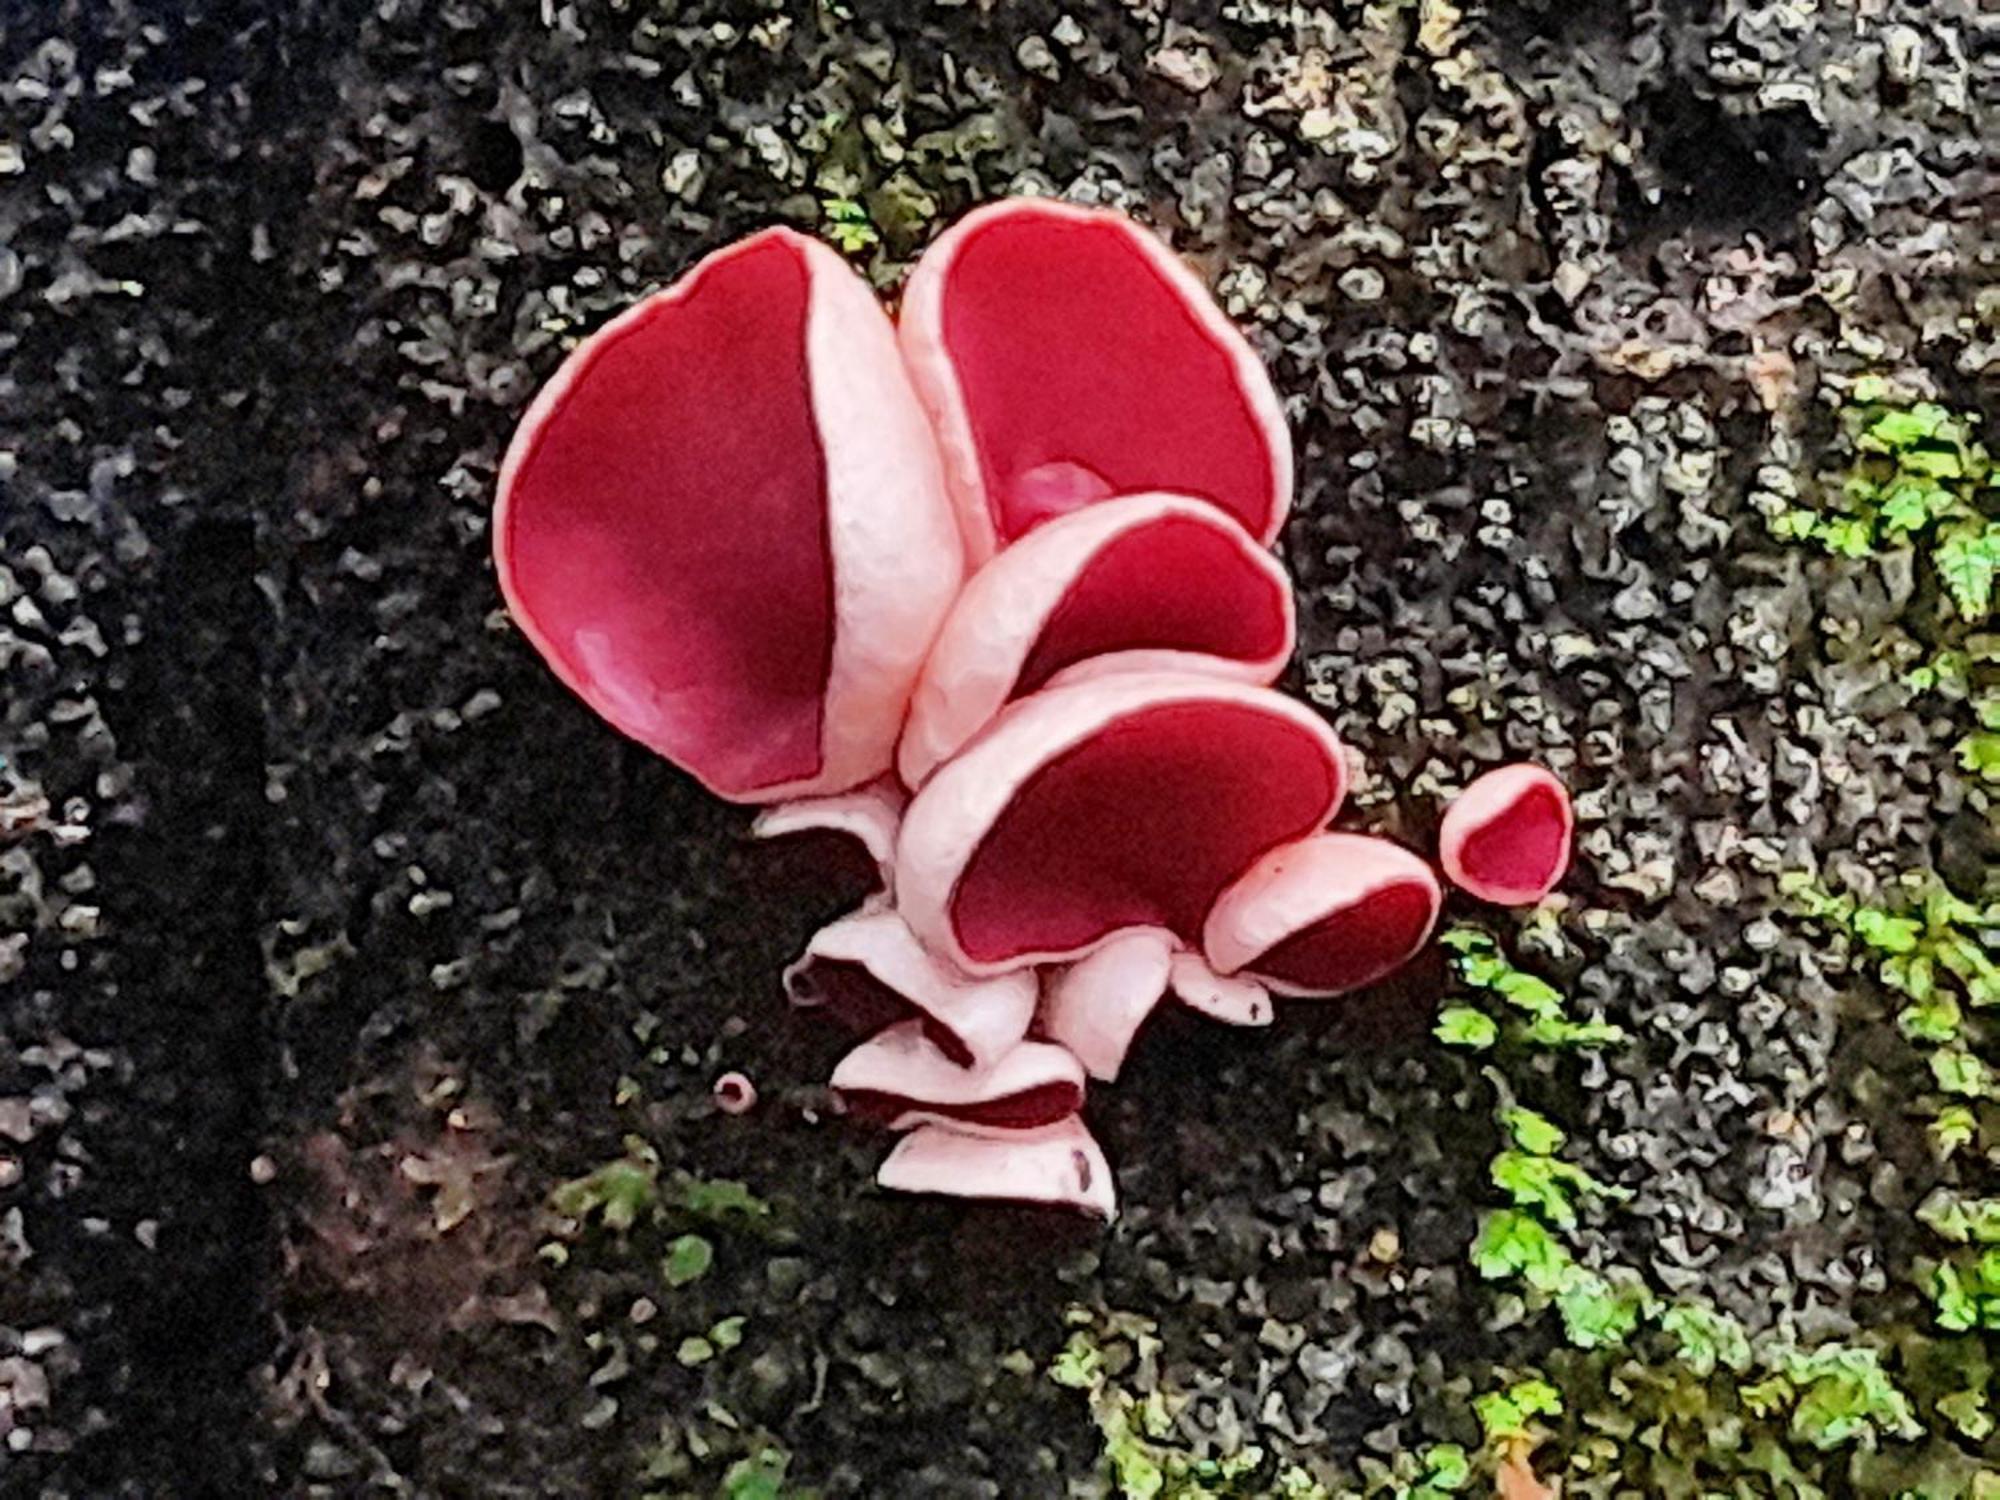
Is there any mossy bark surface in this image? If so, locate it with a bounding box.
[0,0,1992,1494]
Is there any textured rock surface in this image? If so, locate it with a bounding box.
[0,0,1991,1494]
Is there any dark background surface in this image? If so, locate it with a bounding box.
[0,0,1992,1494]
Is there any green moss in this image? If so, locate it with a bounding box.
[1437,917,2000,1495]
[717,1445,802,1500]
[1433,928,1627,1052]
[668,1173,773,1224]
[1346,1445,1479,1500]
[1657,1303,1752,1378]
[1774,384,2000,798]
[1771,382,1999,621]
[675,1316,747,1367]
[1782,872,1999,1139]
[1785,870,2000,1345]
[549,1138,773,1239]
[664,1231,714,1287]
[549,1135,661,1232]
[1050,1310,1267,1498]
[1474,1378,1563,1445]
[818,195,879,255]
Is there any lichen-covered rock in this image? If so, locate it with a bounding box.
[4,0,1991,1494]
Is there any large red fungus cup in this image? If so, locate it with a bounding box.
[898,199,1292,564]
[495,227,962,803]
[895,672,1349,975]
[897,492,1295,788]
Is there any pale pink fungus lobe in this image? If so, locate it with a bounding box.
[495,227,961,803]
[1204,832,1441,997]
[897,493,1295,787]
[1437,764,1573,906]
[876,1116,1116,1220]
[1038,929,1175,1082]
[898,198,1292,564]
[752,775,906,892]
[831,1021,1085,1133]
[712,1072,758,1115]
[1167,951,1273,1026]
[783,907,1036,1070]
[896,673,1348,975]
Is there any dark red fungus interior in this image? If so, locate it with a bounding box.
[1458,781,1568,895]
[950,702,1338,964]
[942,216,1275,544]
[1250,881,1435,993]
[1016,515,1288,694]
[841,1081,1081,1130]
[501,235,832,795]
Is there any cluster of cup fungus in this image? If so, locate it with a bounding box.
[494,200,1573,1221]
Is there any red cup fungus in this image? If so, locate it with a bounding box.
[897,198,1292,564]
[782,906,1035,1072]
[1437,764,1574,906]
[495,228,961,803]
[493,200,1579,1223]
[897,492,1294,788]
[895,672,1348,975]
[712,1072,758,1115]
[1204,832,1442,997]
